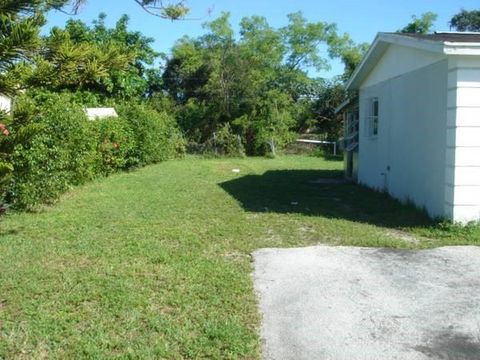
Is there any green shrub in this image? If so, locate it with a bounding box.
[93,116,137,175]
[8,93,97,209]
[4,92,185,210]
[209,123,245,157]
[117,102,185,165]
[0,114,14,206]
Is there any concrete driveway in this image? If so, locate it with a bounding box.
[252,246,480,360]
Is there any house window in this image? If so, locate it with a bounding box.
[345,108,359,137]
[367,98,379,137]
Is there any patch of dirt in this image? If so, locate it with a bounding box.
[384,229,423,244]
[159,306,176,315]
[223,251,250,263]
[298,226,316,234]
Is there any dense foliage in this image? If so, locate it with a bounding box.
[116,102,186,166]
[7,93,97,207]
[2,92,183,209]
[21,13,161,99]
[0,2,187,209]
[162,12,367,155]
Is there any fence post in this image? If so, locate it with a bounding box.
[270,138,276,156]
[213,132,217,155]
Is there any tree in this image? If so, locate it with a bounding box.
[281,12,338,73]
[241,90,296,156]
[398,12,437,34]
[0,1,74,203]
[162,12,360,154]
[450,9,480,32]
[0,0,192,96]
[62,0,191,20]
[0,1,48,95]
[311,81,347,140]
[327,33,369,80]
[24,14,160,98]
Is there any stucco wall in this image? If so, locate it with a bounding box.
[358,60,448,218]
[445,56,480,223]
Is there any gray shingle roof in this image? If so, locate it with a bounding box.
[387,32,480,43]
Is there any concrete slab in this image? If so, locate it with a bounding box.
[252,246,480,360]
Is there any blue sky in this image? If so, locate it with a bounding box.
[46,0,479,78]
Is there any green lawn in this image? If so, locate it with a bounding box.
[1,155,479,359]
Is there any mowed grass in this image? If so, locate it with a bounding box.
[1,155,479,359]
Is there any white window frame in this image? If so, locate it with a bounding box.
[345,111,354,136]
[366,97,379,138]
[345,108,359,136]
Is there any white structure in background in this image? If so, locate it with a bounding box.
[343,32,480,223]
[85,107,118,120]
[0,94,12,113]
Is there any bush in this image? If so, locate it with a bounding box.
[117,102,185,166]
[8,93,97,209]
[208,123,244,157]
[0,91,185,209]
[3,91,186,210]
[93,116,137,175]
[0,115,14,207]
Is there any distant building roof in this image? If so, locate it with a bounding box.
[0,93,12,113]
[85,107,118,120]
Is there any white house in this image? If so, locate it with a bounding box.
[343,32,480,223]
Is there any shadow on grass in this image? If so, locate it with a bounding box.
[219,169,433,229]
[0,228,20,238]
[319,154,344,162]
